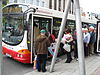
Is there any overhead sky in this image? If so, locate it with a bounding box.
[80,0,100,14]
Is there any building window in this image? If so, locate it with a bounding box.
[36,0,39,6]
[42,1,45,7]
[54,0,57,10]
[31,0,33,4]
[69,3,71,14]
[22,0,25,3]
[14,0,17,3]
[63,0,65,12]
[72,2,74,14]
[49,0,52,9]
[58,0,61,11]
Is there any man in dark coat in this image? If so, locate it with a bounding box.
[88,26,96,55]
[35,29,50,72]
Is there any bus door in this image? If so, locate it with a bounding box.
[33,16,53,54]
[97,21,100,53]
[26,13,35,63]
[27,15,53,63]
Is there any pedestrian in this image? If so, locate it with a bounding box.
[83,28,90,57]
[94,28,97,54]
[35,29,50,72]
[73,30,78,59]
[49,33,55,43]
[63,28,74,63]
[88,26,96,55]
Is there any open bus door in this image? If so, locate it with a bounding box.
[96,21,100,53]
[25,11,36,64]
[27,14,53,63]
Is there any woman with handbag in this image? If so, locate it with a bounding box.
[63,28,73,63]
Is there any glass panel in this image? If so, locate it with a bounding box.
[98,23,100,51]
[36,0,39,6]
[26,14,32,50]
[53,18,62,38]
[34,17,51,32]
[2,4,28,45]
[54,0,57,10]
[49,0,52,9]
[58,0,61,11]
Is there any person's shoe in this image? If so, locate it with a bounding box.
[37,69,41,72]
[76,58,78,61]
[65,61,70,63]
[65,59,72,63]
[42,69,47,72]
[89,54,92,56]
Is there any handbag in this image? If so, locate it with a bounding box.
[63,44,71,52]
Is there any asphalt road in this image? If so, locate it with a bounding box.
[3,56,33,75]
[2,54,66,75]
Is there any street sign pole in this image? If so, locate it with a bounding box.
[74,0,86,75]
[50,0,71,72]
[0,0,3,75]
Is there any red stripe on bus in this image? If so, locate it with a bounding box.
[2,46,31,63]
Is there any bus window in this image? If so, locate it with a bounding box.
[34,17,51,33]
[2,5,28,45]
[53,18,62,38]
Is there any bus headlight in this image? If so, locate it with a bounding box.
[17,54,23,58]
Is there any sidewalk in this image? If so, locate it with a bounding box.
[24,55,100,75]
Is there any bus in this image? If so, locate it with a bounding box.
[2,3,97,63]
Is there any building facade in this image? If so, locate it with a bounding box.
[8,0,74,14]
[9,0,47,7]
[7,0,97,19]
[45,0,74,14]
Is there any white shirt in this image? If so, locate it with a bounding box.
[61,33,73,44]
[83,32,90,44]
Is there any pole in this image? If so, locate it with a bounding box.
[30,12,34,64]
[0,0,3,75]
[74,0,86,75]
[50,0,71,72]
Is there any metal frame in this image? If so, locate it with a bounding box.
[0,0,3,75]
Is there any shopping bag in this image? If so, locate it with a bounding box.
[33,55,37,70]
[63,44,71,52]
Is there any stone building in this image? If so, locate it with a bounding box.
[8,0,74,14]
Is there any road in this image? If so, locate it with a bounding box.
[3,54,66,75]
[3,56,33,75]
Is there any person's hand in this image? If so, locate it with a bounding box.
[65,41,68,44]
[86,43,88,47]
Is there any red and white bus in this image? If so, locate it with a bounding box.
[2,3,97,63]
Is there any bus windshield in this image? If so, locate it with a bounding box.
[2,4,28,45]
